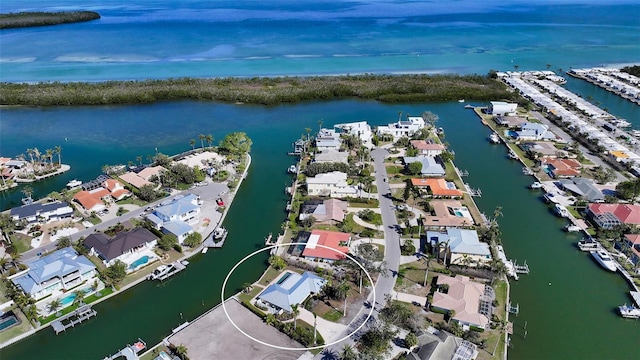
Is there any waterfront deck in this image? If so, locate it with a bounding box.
[148,261,187,281]
[103,339,146,360]
[51,305,97,335]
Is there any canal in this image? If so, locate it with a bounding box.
[0,99,638,359]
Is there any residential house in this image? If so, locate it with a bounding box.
[73,178,131,212]
[558,177,605,202]
[488,101,517,116]
[377,115,426,140]
[306,171,358,198]
[411,178,463,198]
[515,122,555,141]
[410,140,445,157]
[302,229,351,262]
[587,203,640,229]
[11,247,96,301]
[334,121,373,148]
[622,234,640,266]
[299,198,348,224]
[540,157,581,178]
[403,156,446,177]
[314,149,349,164]
[315,128,342,152]
[405,330,477,360]
[422,200,475,228]
[10,201,74,223]
[257,271,326,313]
[427,228,491,267]
[431,274,492,329]
[120,171,153,189]
[145,194,201,243]
[84,228,158,266]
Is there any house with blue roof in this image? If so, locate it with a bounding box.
[145,194,201,244]
[257,271,326,313]
[427,228,492,267]
[10,201,74,223]
[11,247,96,301]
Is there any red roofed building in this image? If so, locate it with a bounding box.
[623,234,640,266]
[411,178,463,198]
[302,230,351,263]
[540,157,581,178]
[410,140,445,157]
[587,203,640,229]
[73,179,131,212]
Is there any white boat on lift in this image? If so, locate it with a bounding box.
[618,304,640,319]
[564,224,581,232]
[590,249,617,272]
[530,181,543,189]
[554,204,570,218]
[66,179,82,189]
[489,133,500,144]
[577,238,599,251]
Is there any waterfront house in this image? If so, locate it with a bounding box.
[84,228,158,266]
[334,121,374,148]
[587,203,640,229]
[488,101,517,116]
[299,198,348,224]
[10,201,74,223]
[315,128,342,152]
[314,149,349,164]
[377,115,426,140]
[411,178,463,198]
[427,228,491,267]
[120,171,153,189]
[73,178,131,212]
[422,200,475,228]
[306,171,358,198]
[558,177,605,202]
[514,122,555,141]
[540,157,581,178]
[145,194,201,244]
[403,156,446,177]
[405,330,477,360]
[11,247,96,301]
[410,140,445,157]
[257,271,326,313]
[302,229,350,263]
[431,274,492,329]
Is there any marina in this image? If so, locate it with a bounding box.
[568,68,640,105]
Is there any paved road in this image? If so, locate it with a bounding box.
[315,147,401,359]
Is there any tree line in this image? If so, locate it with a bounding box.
[0,11,100,29]
[0,73,523,106]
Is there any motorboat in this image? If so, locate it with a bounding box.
[148,265,170,280]
[543,192,559,204]
[522,167,534,176]
[213,227,228,241]
[530,181,543,189]
[66,179,82,189]
[288,165,297,174]
[577,238,599,251]
[21,196,33,205]
[554,204,570,218]
[458,99,465,103]
[489,133,500,144]
[590,249,617,272]
[564,224,581,232]
[508,150,518,159]
[618,304,640,319]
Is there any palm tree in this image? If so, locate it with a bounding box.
[45,148,54,169]
[291,303,300,330]
[265,313,277,326]
[242,282,253,293]
[174,344,188,360]
[32,148,40,171]
[205,134,214,148]
[318,119,324,132]
[305,127,312,142]
[340,344,357,360]
[47,299,62,314]
[21,185,33,200]
[423,253,433,286]
[337,280,350,300]
[198,134,206,149]
[55,146,62,167]
[72,290,85,307]
[189,139,196,150]
[513,64,520,72]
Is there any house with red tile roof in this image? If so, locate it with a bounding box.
[431,274,491,329]
[540,157,581,178]
[119,172,154,189]
[622,234,640,266]
[411,178,463,198]
[587,203,640,229]
[73,179,131,212]
[302,230,350,263]
[410,140,445,157]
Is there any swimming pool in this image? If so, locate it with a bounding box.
[276,272,291,285]
[454,211,464,217]
[0,312,18,331]
[129,255,150,270]
[60,293,77,306]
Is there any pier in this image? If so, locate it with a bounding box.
[513,260,530,275]
[103,339,146,360]
[148,261,188,281]
[51,305,97,335]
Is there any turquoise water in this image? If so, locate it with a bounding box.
[59,293,76,306]
[129,256,150,270]
[0,315,18,331]
[1,0,638,82]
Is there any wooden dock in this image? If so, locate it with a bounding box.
[51,305,97,334]
[513,260,530,275]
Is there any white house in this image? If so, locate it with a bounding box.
[377,115,426,139]
[334,121,374,148]
[488,101,518,115]
[315,128,342,152]
[306,171,358,198]
[427,228,492,267]
[12,247,97,301]
[145,194,201,244]
[10,201,74,223]
[403,156,446,177]
[314,149,349,164]
[410,140,445,157]
[515,122,555,141]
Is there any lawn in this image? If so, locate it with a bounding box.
[116,197,147,206]
[87,215,102,225]
[395,260,444,296]
[0,308,33,344]
[10,233,32,253]
[257,266,282,286]
[567,206,582,219]
[237,285,262,304]
[320,309,343,322]
[120,250,182,288]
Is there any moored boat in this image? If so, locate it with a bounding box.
[530,181,543,189]
[543,192,559,204]
[489,133,500,144]
[66,179,82,189]
[288,165,297,174]
[554,204,570,218]
[508,150,518,159]
[213,227,228,241]
[590,249,617,272]
[618,304,640,319]
[564,224,581,232]
[147,265,170,280]
[577,238,599,251]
